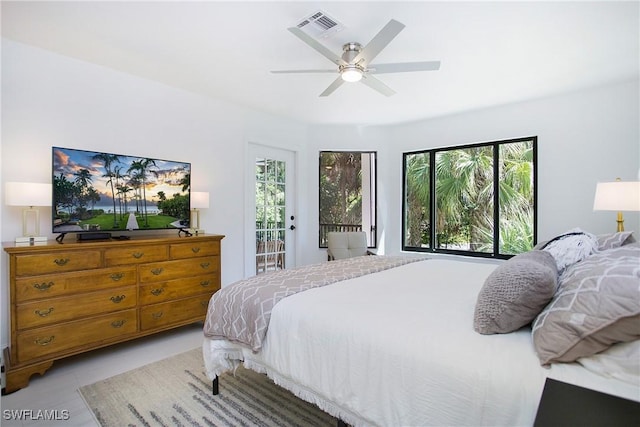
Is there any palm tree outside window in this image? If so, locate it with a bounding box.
[403,137,537,258]
[319,151,377,248]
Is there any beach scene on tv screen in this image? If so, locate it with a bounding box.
[52,147,191,233]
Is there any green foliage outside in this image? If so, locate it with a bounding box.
[319,152,363,227]
[255,159,286,242]
[404,140,535,255]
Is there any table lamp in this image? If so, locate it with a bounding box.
[5,182,52,243]
[190,191,210,235]
[593,179,640,232]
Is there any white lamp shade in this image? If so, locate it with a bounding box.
[191,191,210,209]
[593,181,640,211]
[5,182,52,207]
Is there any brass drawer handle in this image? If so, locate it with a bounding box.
[110,273,124,281]
[110,295,126,303]
[35,336,55,346]
[151,268,164,276]
[151,312,163,319]
[111,320,126,328]
[132,252,144,259]
[191,247,201,253]
[33,282,54,291]
[35,308,54,317]
[53,258,70,266]
[200,262,210,269]
[150,288,164,296]
[200,280,211,287]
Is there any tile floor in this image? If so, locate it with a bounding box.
[1,323,203,426]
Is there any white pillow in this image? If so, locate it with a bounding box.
[540,228,598,272]
[577,340,640,386]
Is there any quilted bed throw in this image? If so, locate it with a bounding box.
[203,255,426,351]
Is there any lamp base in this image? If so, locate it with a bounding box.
[15,236,47,245]
[616,211,625,232]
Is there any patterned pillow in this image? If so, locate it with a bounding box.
[539,228,598,272]
[596,231,634,251]
[474,250,558,335]
[532,243,640,365]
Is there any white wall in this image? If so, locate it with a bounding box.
[300,124,393,265]
[301,79,640,263]
[2,39,639,350]
[383,79,640,252]
[0,40,308,348]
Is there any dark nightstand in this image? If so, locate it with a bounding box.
[534,378,640,427]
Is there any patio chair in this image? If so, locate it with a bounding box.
[327,231,373,260]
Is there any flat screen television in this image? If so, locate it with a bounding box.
[52,147,191,240]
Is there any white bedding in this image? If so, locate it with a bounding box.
[204,258,639,426]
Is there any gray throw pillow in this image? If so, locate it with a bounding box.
[474,250,558,335]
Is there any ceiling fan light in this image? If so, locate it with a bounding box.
[341,68,363,82]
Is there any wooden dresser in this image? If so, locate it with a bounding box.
[2,234,224,393]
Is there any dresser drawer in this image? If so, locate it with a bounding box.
[139,256,218,283]
[17,286,137,330]
[15,251,102,276]
[139,274,219,304]
[140,294,210,331]
[104,245,168,266]
[15,266,137,303]
[16,309,137,363]
[170,240,220,260]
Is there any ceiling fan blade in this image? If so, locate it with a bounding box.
[368,61,441,74]
[319,76,345,97]
[353,19,405,66]
[288,27,346,66]
[271,69,337,74]
[360,74,395,97]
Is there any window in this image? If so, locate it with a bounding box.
[319,151,377,248]
[403,137,536,258]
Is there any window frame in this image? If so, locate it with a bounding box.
[402,136,537,259]
[318,150,378,249]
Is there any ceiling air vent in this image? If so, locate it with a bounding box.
[295,10,344,39]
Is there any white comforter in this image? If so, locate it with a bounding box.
[203,258,638,426]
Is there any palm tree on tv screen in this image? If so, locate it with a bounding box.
[93,153,121,228]
[128,158,158,227]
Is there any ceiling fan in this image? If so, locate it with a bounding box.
[271,19,441,97]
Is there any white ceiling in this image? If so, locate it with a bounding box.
[2,1,638,126]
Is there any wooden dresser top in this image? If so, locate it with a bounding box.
[3,234,225,254]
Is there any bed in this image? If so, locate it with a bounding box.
[202,231,640,426]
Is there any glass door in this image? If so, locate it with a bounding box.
[246,144,296,276]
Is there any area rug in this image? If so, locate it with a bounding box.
[79,347,337,426]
